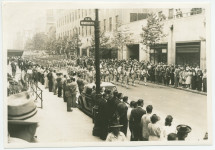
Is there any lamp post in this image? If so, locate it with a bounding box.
[94,9,100,95]
[80,8,101,137]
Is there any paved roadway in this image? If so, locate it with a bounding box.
[115,81,207,141]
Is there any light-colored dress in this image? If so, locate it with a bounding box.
[186,71,192,85]
[148,123,161,141]
[106,132,126,142]
[162,125,176,141]
[141,113,151,139]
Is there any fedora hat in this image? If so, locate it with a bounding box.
[176,124,192,133]
[110,120,123,128]
[8,92,38,125]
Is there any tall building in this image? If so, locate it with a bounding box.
[56,8,206,69]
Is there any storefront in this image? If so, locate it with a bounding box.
[150,44,168,64]
[176,42,200,67]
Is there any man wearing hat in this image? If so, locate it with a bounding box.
[176,124,192,140]
[106,118,126,142]
[8,92,39,143]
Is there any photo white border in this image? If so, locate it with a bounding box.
[1,0,214,149]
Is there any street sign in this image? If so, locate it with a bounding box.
[80,17,95,26]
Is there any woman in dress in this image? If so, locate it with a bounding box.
[185,68,192,89]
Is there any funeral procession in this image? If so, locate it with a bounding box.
[4,5,210,145]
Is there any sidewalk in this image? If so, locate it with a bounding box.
[35,84,102,143]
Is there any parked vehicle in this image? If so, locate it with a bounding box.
[78,82,117,117]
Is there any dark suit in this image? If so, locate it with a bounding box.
[129,106,146,141]
[117,102,128,136]
[98,98,108,140]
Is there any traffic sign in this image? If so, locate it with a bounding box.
[80,17,95,26]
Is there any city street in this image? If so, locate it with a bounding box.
[115,81,207,141]
[8,65,207,142]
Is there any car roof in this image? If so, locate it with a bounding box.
[85,82,116,88]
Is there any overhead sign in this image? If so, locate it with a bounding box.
[80,17,95,26]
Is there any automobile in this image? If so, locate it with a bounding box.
[78,82,117,117]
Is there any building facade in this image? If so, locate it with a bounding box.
[55,8,206,69]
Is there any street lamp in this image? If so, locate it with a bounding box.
[80,9,101,137]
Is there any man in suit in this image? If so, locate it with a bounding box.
[117,96,129,136]
[47,70,53,92]
[129,99,146,141]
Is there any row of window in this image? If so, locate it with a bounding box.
[103,15,118,32]
[57,9,93,28]
[57,26,94,38]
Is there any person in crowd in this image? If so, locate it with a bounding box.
[117,96,129,136]
[203,69,207,92]
[162,115,176,140]
[186,68,192,89]
[65,79,73,112]
[176,124,192,140]
[129,99,146,141]
[127,101,137,141]
[56,73,63,98]
[174,66,180,88]
[196,69,203,91]
[141,105,153,141]
[167,133,178,141]
[47,69,53,92]
[148,114,161,141]
[97,94,109,140]
[62,75,68,102]
[106,118,126,142]
[11,60,17,77]
[8,92,39,143]
[52,70,57,95]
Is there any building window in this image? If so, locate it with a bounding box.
[86,26,87,36]
[79,27,80,35]
[72,12,74,21]
[168,9,174,19]
[109,17,112,31]
[130,13,148,22]
[115,15,118,30]
[75,11,77,20]
[130,13,138,22]
[89,26,91,35]
[158,11,162,18]
[82,26,84,36]
[85,9,87,16]
[82,9,84,18]
[104,19,106,32]
[78,9,80,19]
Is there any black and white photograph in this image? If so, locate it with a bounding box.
[2,1,212,148]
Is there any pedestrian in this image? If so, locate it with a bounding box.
[97,94,109,140]
[8,92,39,143]
[129,99,146,141]
[47,70,53,92]
[106,119,126,142]
[176,124,192,141]
[117,96,129,136]
[167,133,178,141]
[202,69,207,92]
[162,115,176,140]
[65,79,73,112]
[148,114,161,141]
[56,73,63,97]
[140,105,153,141]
